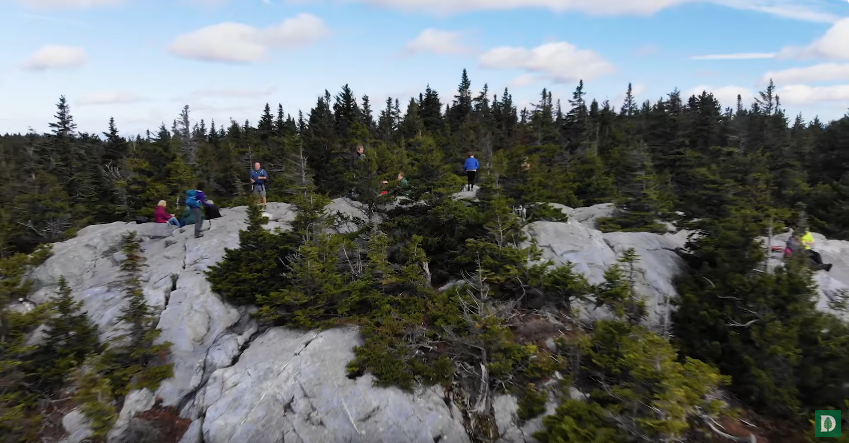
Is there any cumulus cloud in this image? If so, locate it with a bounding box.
[77,91,142,105]
[22,45,87,70]
[690,53,776,60]
[778,17,849,60]
[404,29,474,55]
[313,0,837,22]
[168,13,330,63]
[775,84,849,105]
[479,42,614,83]
[687,85,752,108]
[763,64,849,84]
[9,0,123,7]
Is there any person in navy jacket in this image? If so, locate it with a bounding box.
[464,152,479,192]
[250,162,268,206]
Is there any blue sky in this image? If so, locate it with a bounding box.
[0,0,847,136]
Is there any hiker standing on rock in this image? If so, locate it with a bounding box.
[464,152,479,192]
[251,162,268,206]
[185,189,205,239]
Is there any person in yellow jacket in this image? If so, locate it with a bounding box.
[801,228,832,272]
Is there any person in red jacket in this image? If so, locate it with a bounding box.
[154,200,180,226]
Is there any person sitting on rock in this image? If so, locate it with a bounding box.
[801,228,832,271]
[154,200,180,226]
[785,232,802,258]
[396,172,411,196]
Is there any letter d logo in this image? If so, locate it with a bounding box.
[815,410,841,437]
[822,415,836,432]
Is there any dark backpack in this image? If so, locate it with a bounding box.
[186,190,201,208]
[205,204,222,219]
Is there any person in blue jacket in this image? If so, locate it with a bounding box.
[250,162,268,206]
[464,152,479,192]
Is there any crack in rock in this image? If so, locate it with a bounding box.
[226,332,321,443]
[182,241,188,270]
[178,313,264,416]
[358,405,381,423]
[282,395,296,415]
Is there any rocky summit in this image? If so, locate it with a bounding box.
[18,196,849,443]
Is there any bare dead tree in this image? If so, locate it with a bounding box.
[102,163,131,219]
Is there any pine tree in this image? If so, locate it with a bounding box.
[619,82,637,117]
[563,80,589,146]
[33,276,101,390]
[102,231,173,396]
[449,69,473,130]
[258,103,274,141]
[206,202,294,304]
[166,154,197,204]
[102,117,128,165]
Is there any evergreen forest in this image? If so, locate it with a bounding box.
[1,69,849,442]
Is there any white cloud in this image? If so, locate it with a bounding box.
[763,64,849,84]
[404,29,473,55]
[687,85,752,108]
[479,42,614,83]
[12,12,90,28]
[690,52,776,60]
[719,0,838,23]
[507,74,538,88]
[318,0,838,22]
[188,103,259,114]
[9,0,123,7]
[22,45,87,70]
[77,91,142,105]
[167,13,330,63]
[634,44,660,56]
[775,84,849,105]
[778,17,849,60]
[190,87,277,98]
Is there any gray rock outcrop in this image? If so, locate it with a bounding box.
[24,197,848,443]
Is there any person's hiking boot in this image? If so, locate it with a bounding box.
[195,233,204,238]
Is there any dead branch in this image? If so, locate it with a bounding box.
[700,414,757,443]
[727,319,759,328]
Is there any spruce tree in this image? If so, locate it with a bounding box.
[103,231,173,395]
[34,276,101,390]
[206,201,294,304]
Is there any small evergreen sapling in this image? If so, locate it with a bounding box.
[102,232,173,396]
[206,201,294,305]
[34,276,101,391]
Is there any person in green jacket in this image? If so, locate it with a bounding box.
[396,172,411,196]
